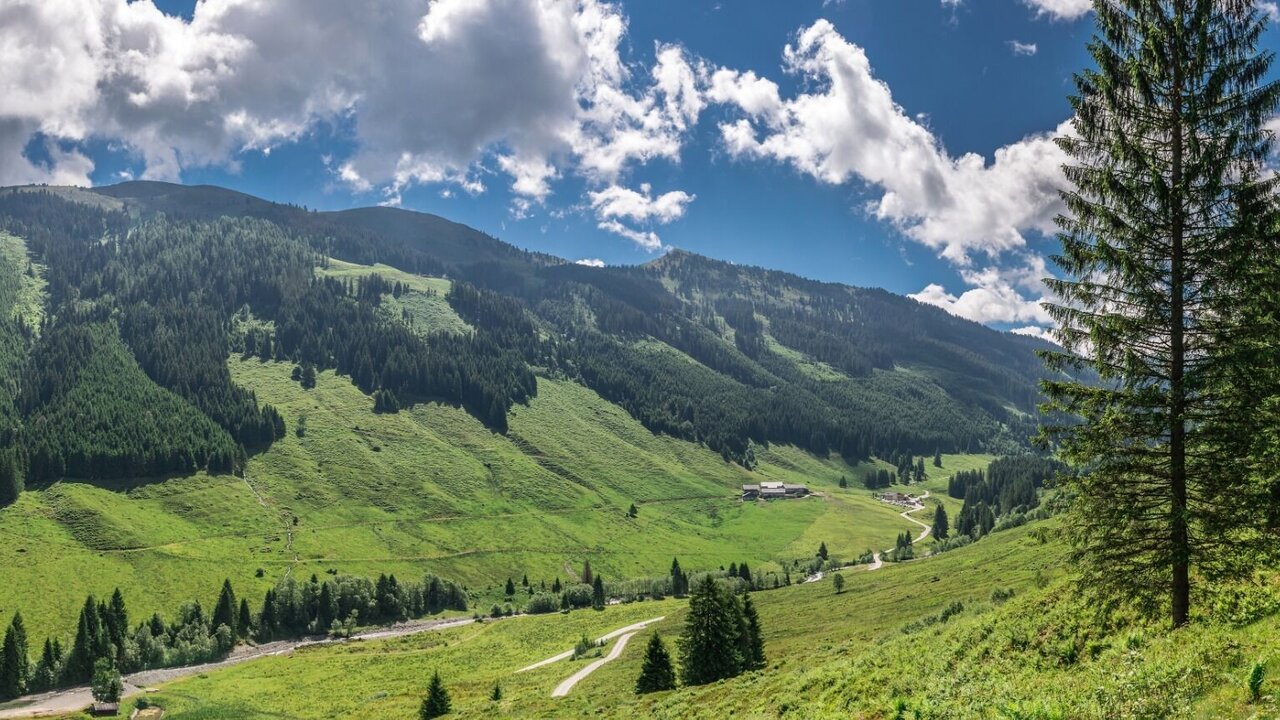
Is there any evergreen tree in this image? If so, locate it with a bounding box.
[817,542,828,561]
[490,682,502,702]
[677,576,744,686]
[669,558,685,597]
[317,582,336,633]
[65,596,101,683]
[634,633,676,693]
[581,560,593,586]
[738,594,765,670]
[934,449,943,468]
[258,589,278,641]
[0,450,21,508]
[932,504,949,540]
[238,598,253,639]
[592,575,606,611]
[1043,0,1280,627]
[504,578,515,597]
[300,363,317,389]
[627,503,638,518]
[838,475,848,488]
[551,577,562,594]
[0,613,29,699]
[212,579,237,637]
[419,671,451,719]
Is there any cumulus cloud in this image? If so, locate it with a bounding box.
[709,20,1066,333]
[574,257,606,267]
[1023,0,1092,20]
[597,219,662,251]
[0,0,705,250]
[1009,40,1038,56]
[587,182,692,249]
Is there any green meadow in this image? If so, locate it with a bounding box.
[0,353,949,643]
[95,519,1280,720]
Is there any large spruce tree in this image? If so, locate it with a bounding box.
[1044,0,1280,626]
[677,576,745,685]
[635,633,677,694]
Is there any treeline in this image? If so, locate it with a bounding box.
[950,456,1061,540]
[0,193,543,494]
[19,322,250,482]
[0,570,470,700]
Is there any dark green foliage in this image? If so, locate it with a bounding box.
[0,450,20,507]
[627,503,638,518]
[739,594,765,670]
[420,671,451,719]
[581,560,593,586]
[490,682,502,702]
[237,598,252,639]
[932,505,949,540]
[675,571,752,681]
[1043,0,1280,626]
[1249,660,1265,702]
[592,575,606,611]
[832,573,845,594]
[505,578,515,597]
[20,322,239,482]
[635,633,676,694]
[0,612,29,699]
[211,580,237,638]
[952,455,1058,540]
[817,542,828,561]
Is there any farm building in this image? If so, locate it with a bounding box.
[742,481,808,500]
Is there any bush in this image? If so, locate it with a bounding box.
[1249,660,1265,702]
[525,594,560,615]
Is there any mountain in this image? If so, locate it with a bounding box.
[0,181,1055,644]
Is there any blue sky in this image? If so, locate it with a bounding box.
[5,1,1279,335]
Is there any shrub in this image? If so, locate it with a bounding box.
[525,594,560,615]
[1249,660,1265,702]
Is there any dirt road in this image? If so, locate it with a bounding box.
[0,616,475,719]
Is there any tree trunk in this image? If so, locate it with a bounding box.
[1169,2,1190,629]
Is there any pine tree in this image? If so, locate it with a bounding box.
[1043,0,1280,627]
[212,579,237,637]
[420,671,451,719]
[677,576,744,686]
[592,575,606,611]
[490,682,503,701]
[634,633,676,693]
[932,504,950,540]
[0,450,21,508]
[817,542,828,561]
[238,598,253,638]
[738,594,765,670]
[581,560,593,586]
[0,613,29,699]
[317,582,336,633]
[504,578,515,597]
[934,449,943,468]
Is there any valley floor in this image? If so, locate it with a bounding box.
[34,519,1279,719]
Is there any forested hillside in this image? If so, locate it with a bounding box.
[0,180,1054,490]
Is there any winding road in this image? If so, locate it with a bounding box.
[0,617,476,719]
[551,630,639,697]
[807,490,934,583]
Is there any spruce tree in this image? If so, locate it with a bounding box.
[420,670,451,719]
[212,579,237,637]
[238,598,253,638]
[1044,0,1280,627]
[932,505,949,540]
[581,560,593,586]
[592,575,606,611]
[817,542,828,561]
[0,612,29,699]
[504,578,515,597]
[738,594,765,670]
[677,576,744,685]
[634,633,676,694]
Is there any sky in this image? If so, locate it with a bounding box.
[2,0,1279,338]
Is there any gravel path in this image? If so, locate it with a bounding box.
[0,617,475,719]
[550,630,639,697]
[515,616,665,674]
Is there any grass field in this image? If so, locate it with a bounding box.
[0,355,964,643]
[316,258,470,335]
[84,518,1280,720]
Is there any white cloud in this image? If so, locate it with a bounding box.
[589,183,693,223]
[1258,1,1280,21]
[1022,0,1092,20]
[597,219,662,251]
[711,20,1067,333]
[1009,40,1038,56]
[574,257,606,267]
[0,0,705,241]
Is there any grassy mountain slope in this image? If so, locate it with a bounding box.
[0,181,1049,647]
[118,521,1280,720]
